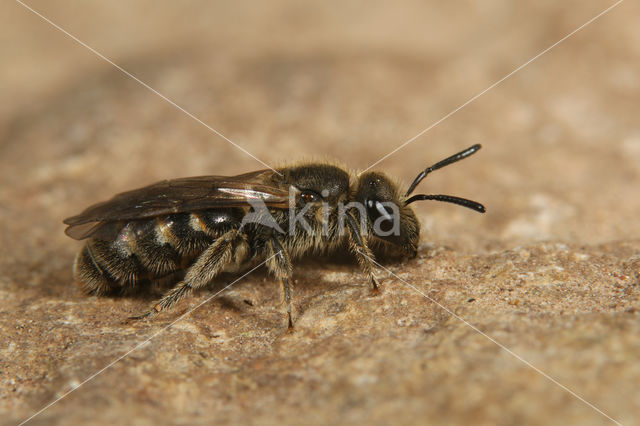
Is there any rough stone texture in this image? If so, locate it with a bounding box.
[2,1,639,425]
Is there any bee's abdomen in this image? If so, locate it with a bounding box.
[132,219,181,275]
[74,209,244,295]
[74,238,145,295]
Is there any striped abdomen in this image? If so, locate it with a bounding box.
[74,209,243,295]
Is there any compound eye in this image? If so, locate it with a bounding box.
[301,191,320,203]
[366,199,396,232]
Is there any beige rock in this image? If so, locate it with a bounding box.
[1,2,639,425]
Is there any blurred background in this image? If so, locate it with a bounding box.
[2,1,639,424]
[2,0,639,252]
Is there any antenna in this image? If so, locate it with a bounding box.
[405,194,485,213]
[405,144,482,196]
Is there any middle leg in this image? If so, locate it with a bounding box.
[265,237,294,328]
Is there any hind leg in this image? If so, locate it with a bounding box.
[133,230,248,318]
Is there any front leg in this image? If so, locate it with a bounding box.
[345,211,380,292]
[265,237,295,328]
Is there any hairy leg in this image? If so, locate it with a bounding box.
[345,211,380,292]
[132,230,247,319]
[266,237,294,328]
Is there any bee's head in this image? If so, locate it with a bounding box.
[354,172,420,257]
[355,145,486,257]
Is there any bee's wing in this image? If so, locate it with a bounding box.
[64,170,292,240]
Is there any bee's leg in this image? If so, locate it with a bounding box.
[132,230,246,319]
[266,237,294,328]
[345,211,380,292]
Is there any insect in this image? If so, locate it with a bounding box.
[64,145,485,327]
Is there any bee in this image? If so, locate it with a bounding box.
[64,145,485,327]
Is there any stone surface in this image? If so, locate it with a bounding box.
[1,1,639,425]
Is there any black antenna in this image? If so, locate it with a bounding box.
[405,194,485,213]
[405,144,482,196]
